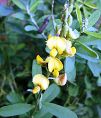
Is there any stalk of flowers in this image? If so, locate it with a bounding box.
[32,2,80,94]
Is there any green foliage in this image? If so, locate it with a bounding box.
[64,57,76,83]
[42,84,60,103]
[88,10,101,28]
[43,102,78,118]
[75,3,82,29]
[32,60,42,77]
[0,0,101,118]
[11,0,26,10]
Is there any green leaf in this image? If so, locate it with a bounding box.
[34,108,52,118]
[84,30,101,39]
[75,3,82,28]
[42,84,60,103]
[76,41,99,62]
[32,60,42,77]
[88,10,101,27]
[64,57,76,83]
[97,77,101,87]
[11,12,26,20]
[84,76,94,91]
[78,0,97,9]
[30,0,41,12]
[11,0,26,10]
[68,85,79,97]
[6,92,24,104]
[43,103,78,118]
[79,36,101,50]
[25,25,37,31]
[88,61,101,77]
[84,1,97,9]
[0,103,33,117]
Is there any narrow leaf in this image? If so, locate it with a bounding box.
[84,30,101,39]
[11,0,25,10]
[88,10,101,27]
[30,0,41,12]
[0,103,33,117]
[43,103,78,118]
[76,41,99,61]
[42,84,60,103]
[64,57,76,83]
[75,3,82,28]
[88,61,101,77]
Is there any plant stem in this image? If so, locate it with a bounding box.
[26,4,47,40]
[64,96,71,106]
[51,0,56,32]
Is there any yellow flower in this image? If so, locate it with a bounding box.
[32,74,49,93]
[46,57,63,77]
[54,73,67,86]
[46,36,67,55]
[66,47,76,56]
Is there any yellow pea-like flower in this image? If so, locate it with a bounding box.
[46,36,67,55]
[32,74,49,92]
[66,47,76,56]
[46,57,63,76]
[54,73,67,86]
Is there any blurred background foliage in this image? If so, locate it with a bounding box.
[0,0,101,118]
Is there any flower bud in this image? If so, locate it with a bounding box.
[32,86,41,94]
[68,15,73,26]
[54,73,67,86]
[69,28,80,39]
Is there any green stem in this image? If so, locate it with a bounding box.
[64,96,71,106]
[26,4,47,40]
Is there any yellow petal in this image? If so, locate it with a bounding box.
[56,38,67,54]
[48,34,52,39]
[54,58,63,71]
[48,58,55,72]
[32,86,40,94]
[36,55,44,64]
[53,69,59,77]
[32,74,49,90]
[71,47,76,56]
[47,57,63,72]
[50,48,58,57]
[46,36,57,49]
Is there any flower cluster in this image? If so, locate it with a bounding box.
[32,2,80,94]
[32,35,77,94]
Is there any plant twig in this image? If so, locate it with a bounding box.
[51,0,56,31]
[26,4,47,40]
